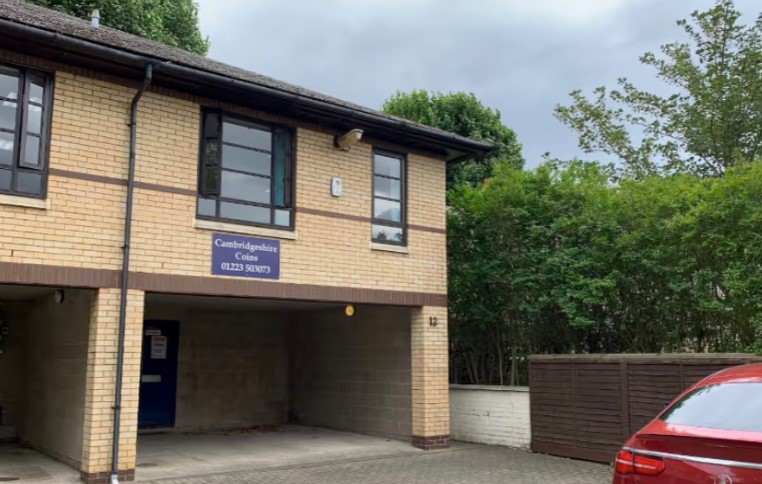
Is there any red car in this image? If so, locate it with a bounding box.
[613,363,762,483]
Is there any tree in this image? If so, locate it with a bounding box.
[448,159,762,385]
[27,0,209,55]
[382,90,523,189]
[555,0,762,178]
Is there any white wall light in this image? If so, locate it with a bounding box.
[334,129,364,151]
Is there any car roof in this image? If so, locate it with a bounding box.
[700,363,762,385]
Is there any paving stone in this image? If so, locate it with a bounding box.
[140,443,612,484]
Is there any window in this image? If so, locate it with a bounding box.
[197,110,294,228]
[659,382,762,432]
[0,63,52,198]
[372,149,406,244]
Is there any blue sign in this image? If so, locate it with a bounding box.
[211,233,280,280]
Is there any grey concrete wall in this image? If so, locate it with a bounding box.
[19,289,91,467]
[144,306,289,431]
[290,306,412,440]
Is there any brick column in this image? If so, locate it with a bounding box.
[81,288,145,484]
[411,305,450,450]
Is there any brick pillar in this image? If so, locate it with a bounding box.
[411,305,450,450]
[81,288,145,483]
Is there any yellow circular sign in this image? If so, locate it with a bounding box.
[345,304,355,317]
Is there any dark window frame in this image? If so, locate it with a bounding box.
[196,109,296,230]
[0,61,54,199]
[371,148,407,245]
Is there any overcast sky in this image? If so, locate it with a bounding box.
[195,0,759,168]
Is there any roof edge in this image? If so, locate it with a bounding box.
[0,16,494,161]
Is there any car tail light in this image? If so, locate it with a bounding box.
[614,449,666,476]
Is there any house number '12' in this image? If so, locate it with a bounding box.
[429,317,439,327]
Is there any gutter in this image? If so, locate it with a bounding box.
[0,18,493,160]
[111,64,153,484]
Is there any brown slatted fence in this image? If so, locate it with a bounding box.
[529,354,762,463]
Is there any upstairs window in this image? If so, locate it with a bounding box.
[0,64,52,198]
[372,149,406,245]
[197,110,294,228]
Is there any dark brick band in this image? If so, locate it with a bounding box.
[50,168,197,196]
[299,207,447,235]
[49,168,447,234]
[0,261,448,307]
[297,207,369,224]
[81,469,134,484]
[130,271,447,307]
[0,261,120,288]
[412,434,450,450]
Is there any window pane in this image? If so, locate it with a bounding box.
[273,129,288,207]
[0,168,10,190]
[0,70,18,99]
[374,176,400,200]
[0,100,16,130]
[16,171,42,194]
[24,135,40,166]
[27,104,42,134]
[197,197,216,216]
[221,144,271,175]
[374,154,401,178]
[204,112,220,139]
[202,139,219,167]
[660,383,762,432]
[274,209,290,227]
[201,164,219,194]
[220,201,270,224]
[29,77,45,104]
[221,171,270,204]
[372,224,404,243]
[0,131,13,165]
[374,198,401,222]
[222,121,271,151]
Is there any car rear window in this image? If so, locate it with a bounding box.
[660,382,762,432]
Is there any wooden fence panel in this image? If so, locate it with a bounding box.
[529,354,762,463]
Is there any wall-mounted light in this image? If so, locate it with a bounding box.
[53,289,65,304]
[334,129,364,151]
[345,304,356,317]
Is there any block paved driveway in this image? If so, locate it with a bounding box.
[140,443,612,484]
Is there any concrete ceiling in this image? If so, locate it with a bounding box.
[0,284,57,301]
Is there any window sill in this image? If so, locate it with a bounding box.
[193,218,298,240]
[0,193,50,210]
[370,242,409,254]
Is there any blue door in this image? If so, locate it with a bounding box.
[138,320,179,428]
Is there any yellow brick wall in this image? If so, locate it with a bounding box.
[0,51,452,474]
[0,51,447,295]
[0,59,128,269]
[82,288,145,473]
[411,306,450,437]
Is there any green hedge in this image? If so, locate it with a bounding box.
[448,161,762,384]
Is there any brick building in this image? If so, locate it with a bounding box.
[0,1,490,482]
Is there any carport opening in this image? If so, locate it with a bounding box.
[0,285,94,475]
[138,293,414,477]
